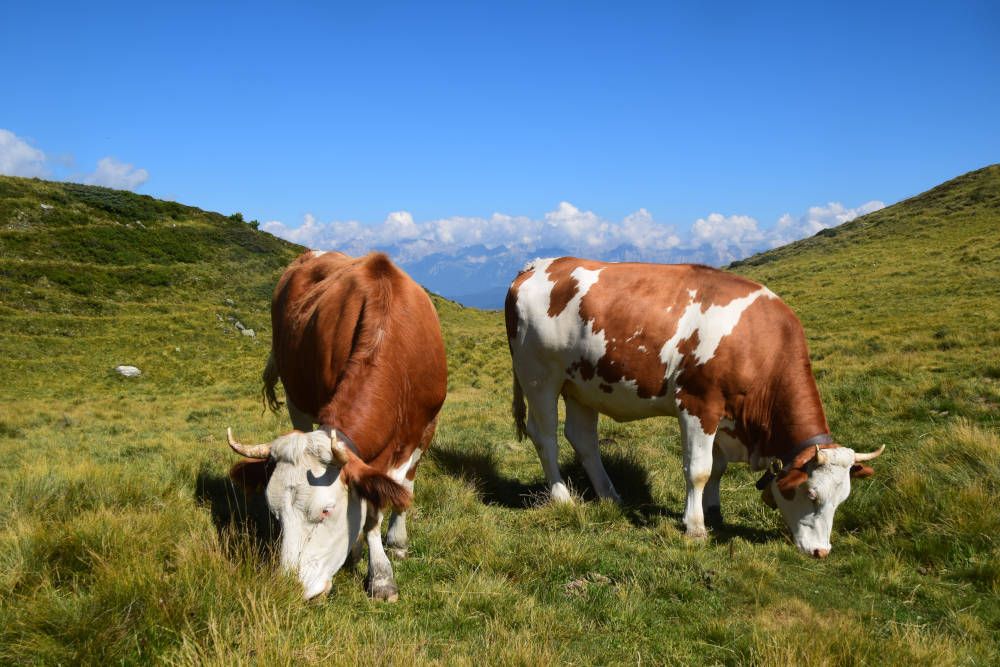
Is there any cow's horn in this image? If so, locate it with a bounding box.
[329,433,352,466]
[814,444,828,466]
[853,445,885,462]
[226,427,271,459]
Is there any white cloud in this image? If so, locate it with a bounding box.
[263,202,683,263]
[263,196,884,271]
[0,129,151,190]
[0,129,47,177]
[84,156,149,190]
[690,213,766,263]
[771,200,884,246]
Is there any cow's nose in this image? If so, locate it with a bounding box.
[306,579,333,602]
[812,548,830,559]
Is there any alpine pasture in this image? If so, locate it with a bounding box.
[0,167,998,664]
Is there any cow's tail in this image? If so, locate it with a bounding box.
[262,350,283,413]
[512,370,527,442]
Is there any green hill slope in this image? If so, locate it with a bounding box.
[0,171,997,665]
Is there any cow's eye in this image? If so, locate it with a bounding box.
[806,487,819,503]
[319,506,335,520]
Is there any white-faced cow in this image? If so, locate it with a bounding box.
[226,250,447,600]
[505,257,883,557]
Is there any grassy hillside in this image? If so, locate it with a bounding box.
[1,170,998,665]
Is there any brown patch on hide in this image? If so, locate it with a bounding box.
[546,262,580,317]
[566,358,596,381]
[775,443,842,499]
[776,469,810,500]
[850,464,874,479]
[504,267,534,341]
[342,459,412,511]
[544,257,606,318]
[229,459,276,494]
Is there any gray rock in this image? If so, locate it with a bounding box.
[241,329,256,338]
[234,320,246,331]
[114,365,142,378]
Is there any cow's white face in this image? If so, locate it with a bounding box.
[263,431,366,599]
[771,447,856,557]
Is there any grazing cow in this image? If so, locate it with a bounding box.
[505,257,883,557]
[226,250,447,600]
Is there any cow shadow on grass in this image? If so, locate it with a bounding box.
[194,466,279,561]
[707,516,783,545]
[430,446,782,542]
[428,446,676,527]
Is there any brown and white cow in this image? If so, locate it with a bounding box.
[226,250,447,600]
[505,257,883,557]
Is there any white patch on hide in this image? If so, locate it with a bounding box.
[715,417,748,463]
[659,287,776,375]
[388,448,422,485]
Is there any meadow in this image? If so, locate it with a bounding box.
[0,168,998,665]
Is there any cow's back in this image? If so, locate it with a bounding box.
[271,251,447,463]
[505,257,809,426]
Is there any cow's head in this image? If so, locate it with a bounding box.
[225,427,410,599]
[763,444,883,558]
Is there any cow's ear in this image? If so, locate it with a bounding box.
[761,486,777,509]
[342,461,412,511]
[775,469,809,500]
[850,464,874,479]
[229,460,276,493]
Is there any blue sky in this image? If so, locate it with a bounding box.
[3,1,998,266]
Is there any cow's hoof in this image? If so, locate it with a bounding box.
[549,483,573,504]
[369,582,399,602]
[705,506,724,528]
[388,546,408,560]
[685,527,708,541]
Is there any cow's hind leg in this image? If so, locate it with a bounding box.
[386,419,434,559]
[679,410,718,540]
[385,478,413,559]
[703,442,728,528]
[364,510,398,602]
[523,380,572,504]
[564,396,621,503]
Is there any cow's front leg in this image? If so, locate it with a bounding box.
[363,511,398,602]
[679,410,716,540]
[703,442,728,528]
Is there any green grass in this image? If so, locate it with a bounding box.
[1,169,998,664]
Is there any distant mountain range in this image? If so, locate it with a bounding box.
[387,242,736,309]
